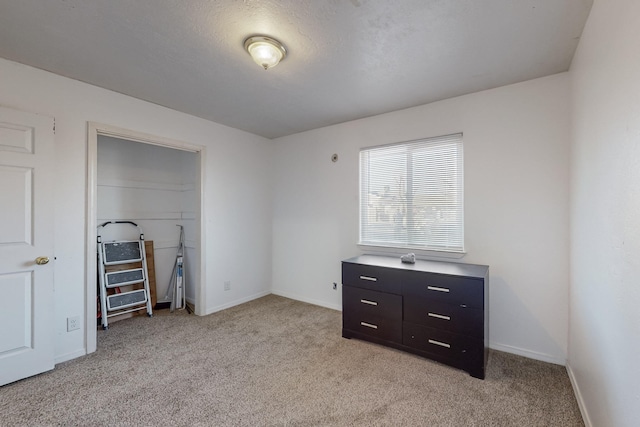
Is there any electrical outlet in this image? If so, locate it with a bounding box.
[224,281,231,291]
[67,316,80,332]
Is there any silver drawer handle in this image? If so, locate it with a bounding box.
[360,275,378,282]
[428,312,451,321]
[427,285,449,293]
[360,299,378,306]
[360,321,378,329]
[428,339,451,348]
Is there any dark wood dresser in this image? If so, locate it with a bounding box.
[342,255,489,379]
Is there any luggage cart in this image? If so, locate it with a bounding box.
[97,221,153,329]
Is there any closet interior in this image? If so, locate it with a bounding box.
[96,135,198,319]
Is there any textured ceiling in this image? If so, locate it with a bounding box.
[0,0,593,139]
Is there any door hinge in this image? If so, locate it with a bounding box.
[53,118,56,134]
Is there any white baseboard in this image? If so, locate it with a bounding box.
[55,349,87,365]
[566,363,592,427]
[203,290,271,315]
[489,342,566,366]
[271,289,341,311]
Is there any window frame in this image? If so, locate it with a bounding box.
[358,133,465,254]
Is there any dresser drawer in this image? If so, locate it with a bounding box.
[343,262,401,294]
[402,271,484,309]
[343,315,402,343]
[403,322,483,362]
[343,286,402,321]
[404,297,483,338]
[343,286,402,342]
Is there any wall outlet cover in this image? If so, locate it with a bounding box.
[67,316,81,332]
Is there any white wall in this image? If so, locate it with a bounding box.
[0,57,273,363]
[569,0,640,425]
[272,73,571,364]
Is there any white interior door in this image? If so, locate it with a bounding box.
[0,106,55,386]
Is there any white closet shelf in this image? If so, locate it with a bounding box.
[98,178,195,192]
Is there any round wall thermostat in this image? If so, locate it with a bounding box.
[331,153,338,162]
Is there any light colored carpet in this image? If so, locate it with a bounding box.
[1,294,583,426]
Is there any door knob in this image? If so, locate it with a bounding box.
[35,256,50,265]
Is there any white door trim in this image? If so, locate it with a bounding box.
[85,122,206,354]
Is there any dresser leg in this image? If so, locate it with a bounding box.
[468,368,485,379]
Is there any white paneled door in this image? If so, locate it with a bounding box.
[0,106,55,386]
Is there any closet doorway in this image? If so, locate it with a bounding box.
[86,123,205,354]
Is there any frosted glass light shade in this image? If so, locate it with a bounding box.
[244,36,287,70]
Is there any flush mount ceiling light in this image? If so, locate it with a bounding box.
[244,35,287,70]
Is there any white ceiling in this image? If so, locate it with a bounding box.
[0,0,593,139]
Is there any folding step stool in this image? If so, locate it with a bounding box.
[97,221,153,329]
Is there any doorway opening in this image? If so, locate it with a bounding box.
[86,123,205,354]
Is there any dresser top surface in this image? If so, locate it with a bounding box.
[343,255,489,279]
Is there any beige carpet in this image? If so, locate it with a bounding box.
[1,295,583,426]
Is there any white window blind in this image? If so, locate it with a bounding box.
[359,133,464,252]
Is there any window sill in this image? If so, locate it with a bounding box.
[357,243,467,261]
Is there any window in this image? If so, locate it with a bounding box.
[359,133,464,252]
